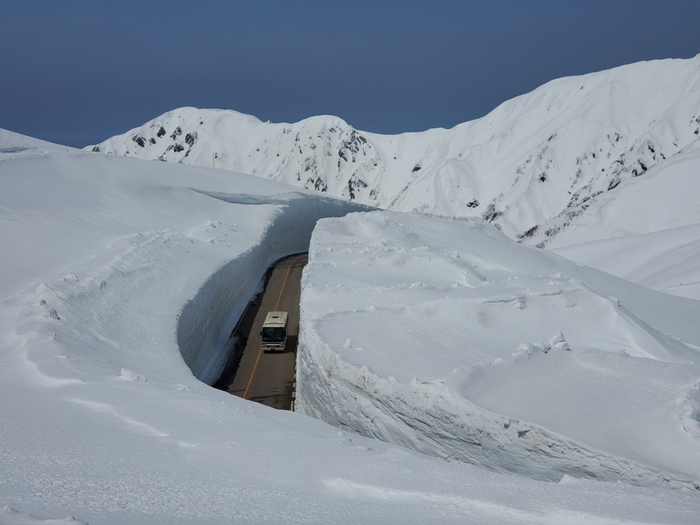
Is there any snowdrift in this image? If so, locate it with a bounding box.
[298,211,700,488]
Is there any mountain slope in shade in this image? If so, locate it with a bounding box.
[89,55,700,245]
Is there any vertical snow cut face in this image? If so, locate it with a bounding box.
[176,190,368,384]
[298,210,700,488]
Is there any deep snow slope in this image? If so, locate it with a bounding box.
[550,143,700,300]
[554,223,700,301]
[89,56,700,246]
[298,210,700,490]
[9,131,700,523]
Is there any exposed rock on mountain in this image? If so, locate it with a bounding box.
[89,55,700,246]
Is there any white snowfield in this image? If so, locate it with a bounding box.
[551,143,700,300]
[298,211,700,491]
[89,55,700,249]
[9,132,700,523]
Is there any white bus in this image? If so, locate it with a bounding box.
[260,311,288,351]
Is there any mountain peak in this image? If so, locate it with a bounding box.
[88,56,700,246]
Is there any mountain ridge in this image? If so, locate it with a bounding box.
[88,55,700,246]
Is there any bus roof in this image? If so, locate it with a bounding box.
[263,311,288,327]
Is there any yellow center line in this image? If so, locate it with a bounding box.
[243,263,293,399]
[274,264,293,310]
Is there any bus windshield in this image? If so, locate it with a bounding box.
[261,327,286,342]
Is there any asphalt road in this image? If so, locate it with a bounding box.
[215,253,307,410]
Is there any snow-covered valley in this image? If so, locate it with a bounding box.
[3,53,700,524]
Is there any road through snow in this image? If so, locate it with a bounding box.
[216,253,306,409]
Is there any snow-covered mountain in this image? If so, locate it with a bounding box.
[89,55,700,246]
[550,143,700,299]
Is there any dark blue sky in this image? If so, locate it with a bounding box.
[2,0,699,147]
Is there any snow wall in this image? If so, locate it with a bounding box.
[297,329,696,488]
[176,193,366,385]
[296,212,699,490]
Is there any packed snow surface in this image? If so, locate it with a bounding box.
[8,130,700,522]
[298,210,700,490]
[89,55,700,251]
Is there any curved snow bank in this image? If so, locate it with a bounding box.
[176,192,366,384]
[298,210,700,488]
[299,325,697,488]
